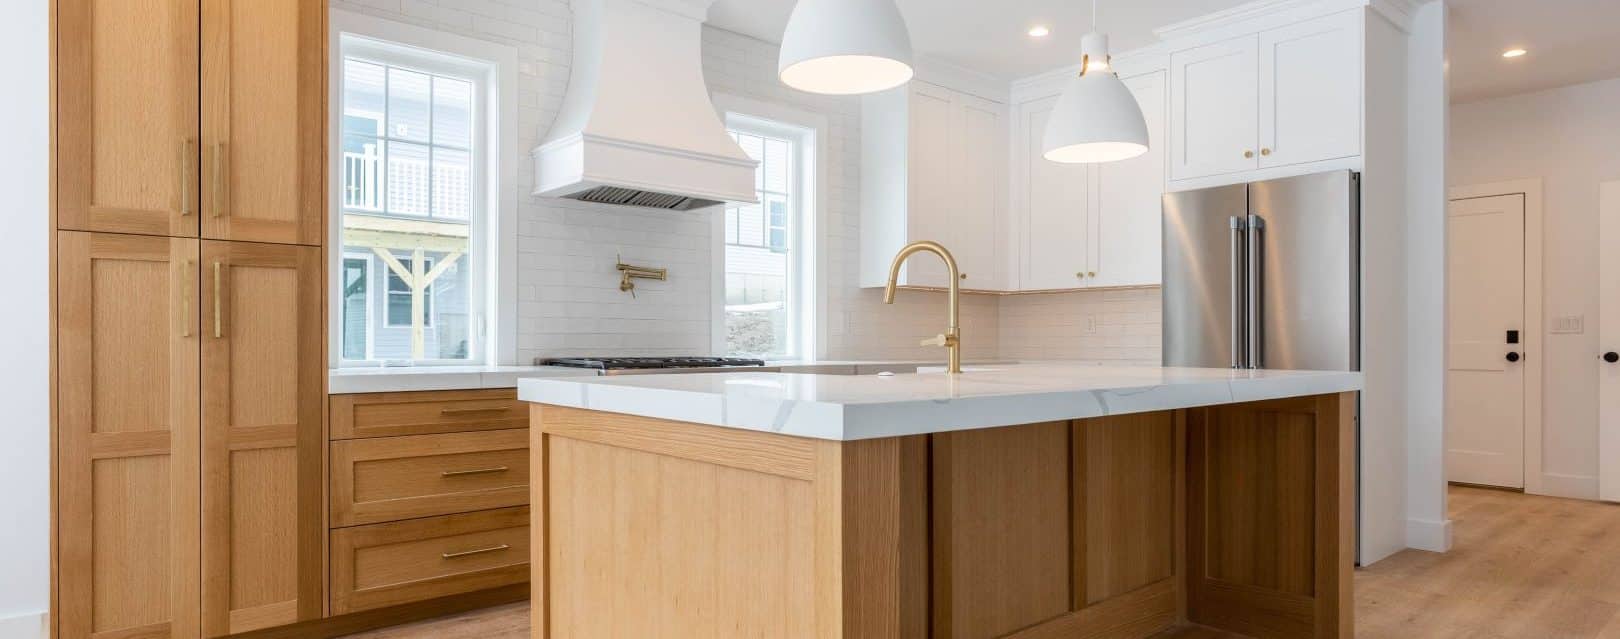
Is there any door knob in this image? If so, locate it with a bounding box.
[1604,352,1619,363]
[1506,351,1521,363]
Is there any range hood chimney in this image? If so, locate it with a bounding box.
[533,0,758,210]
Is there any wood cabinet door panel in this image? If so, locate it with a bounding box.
[200,240,324,636]
[1259,10,1362,169]
[331,507,531,615]
[1170,36,1260,181]
[331,429,531,527]
[200,0,325,244]
[329,389,527,440]
[57,0,200,236]
[57,231,200,639]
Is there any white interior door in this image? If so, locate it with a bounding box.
[1446,194,1527,488]
[1600,182,1620,501]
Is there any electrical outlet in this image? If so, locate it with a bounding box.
[1083,314,1097,335]
[1552,315,1585,334]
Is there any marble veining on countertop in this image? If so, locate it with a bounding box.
[519,364,1363,441]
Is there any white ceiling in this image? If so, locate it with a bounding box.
[706,0,1254,79]
[1448,0,1620,103]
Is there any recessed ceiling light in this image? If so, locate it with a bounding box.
[1028,25,1051,38]
[1502,48,1528,59]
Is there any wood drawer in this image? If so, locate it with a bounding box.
[331,429,530,527]
[330,389,527,440]
[331,507,530,615]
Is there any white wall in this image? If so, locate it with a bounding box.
[329,0,999,363]
[0,0,52,634]
[1451,75,1620,499]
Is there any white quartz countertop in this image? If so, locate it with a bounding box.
[519,364,1363,441]
[328,365,597,394]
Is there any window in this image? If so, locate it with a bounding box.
[336,33,491,364]
[721,115,816,360]
[385,256,433,327]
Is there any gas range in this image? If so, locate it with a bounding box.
[539,356,774,376]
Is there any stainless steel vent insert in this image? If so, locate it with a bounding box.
[563,185,722,211]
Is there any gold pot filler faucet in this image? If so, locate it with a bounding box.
[883,240,962,374]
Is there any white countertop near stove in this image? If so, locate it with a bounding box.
[518,364,1363,441]
[327,360,1018,394]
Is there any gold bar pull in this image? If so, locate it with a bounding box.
[211,143,226,218]
[180,259,193,337]
[440,407,509,416]
[212,261,223,338]
[179,139,193,216]
[441,544,510,560]
[440,466,509,478]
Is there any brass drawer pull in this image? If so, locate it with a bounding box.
[440,466,509,478]
[180,259,194,337]
[442,544,510,560]
[439,407,510,416]
[212,261,223,338]
[180,138,193,216]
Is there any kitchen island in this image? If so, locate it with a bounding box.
[519,364,1362,638]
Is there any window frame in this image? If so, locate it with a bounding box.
[328,10,520,368]
[711,95,826,361]
[383,255,434,328]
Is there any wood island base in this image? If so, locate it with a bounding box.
[528,392,1354,639]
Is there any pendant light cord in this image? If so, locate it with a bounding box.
[1092,0,1098,31]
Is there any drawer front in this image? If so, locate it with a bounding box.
[332,429,530,527]
[331,507,530,614]
[330,388,527,440]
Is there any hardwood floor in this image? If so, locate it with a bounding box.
[340,486,1620,639]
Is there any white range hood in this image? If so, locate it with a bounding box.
[533,0,758,210]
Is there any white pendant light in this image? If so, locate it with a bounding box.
[1042,0,1149,164]
[778,0,915,95]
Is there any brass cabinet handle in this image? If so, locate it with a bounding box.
[1261,148,1272,156]
[180,259,194,337]
[440,407,509,416]
[1088,271,1096,277]
[211,143,226,218]
[180,139,193,216]
[441,466,510,478]
[1244,150,1255,159]
[1076,272,1086,279]
[212,261,223,338]
[441,544,510,560]
[959,273,967,280]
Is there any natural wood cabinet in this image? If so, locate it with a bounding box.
[200,0,326,244]
[200,240,324,636]
[55,0,324,244]
[57,231,201,639]
[331,429,531,527]
[331,507,531,615]
[56,0,200,237]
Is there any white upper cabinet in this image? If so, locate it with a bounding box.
[861,81,1006,290]
[1093,71,1167,289]
[1170,37,1260,181]
[1259,11,1363,168]
[1021,95,1095,291]
[1169,9,1363,184]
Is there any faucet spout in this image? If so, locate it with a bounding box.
[883,240,962,374]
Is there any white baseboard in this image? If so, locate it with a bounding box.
[1535,473,1599,500]
[0,611,47,639]
[1405,517,1453,553]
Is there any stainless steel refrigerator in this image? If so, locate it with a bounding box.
[1161,170,1359,372]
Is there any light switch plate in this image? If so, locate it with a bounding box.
[1552,315,1585,334]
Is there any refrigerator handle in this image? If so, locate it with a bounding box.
[1229,216,1246,369]
[1247,214,1265,369]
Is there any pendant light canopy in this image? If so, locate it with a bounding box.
[778,0,915,95]
[1041,4,1150,164]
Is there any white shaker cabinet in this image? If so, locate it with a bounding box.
[1169,37,1259,181]
[1092,71,1167,289]
[1020,95,1095,291]
[860,81,1006,290]
[1169,10,1362,183]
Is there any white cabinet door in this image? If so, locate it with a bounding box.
[1170,36,1259,181]
[1093,71,1167,288]
[1023,96,1092,291]
[952,92,1005,290]
[905,83,956,288]
[1259,10,1362,168]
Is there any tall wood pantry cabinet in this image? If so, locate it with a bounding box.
[53,0,327,637]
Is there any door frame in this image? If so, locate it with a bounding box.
[1446,178,1544,494]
